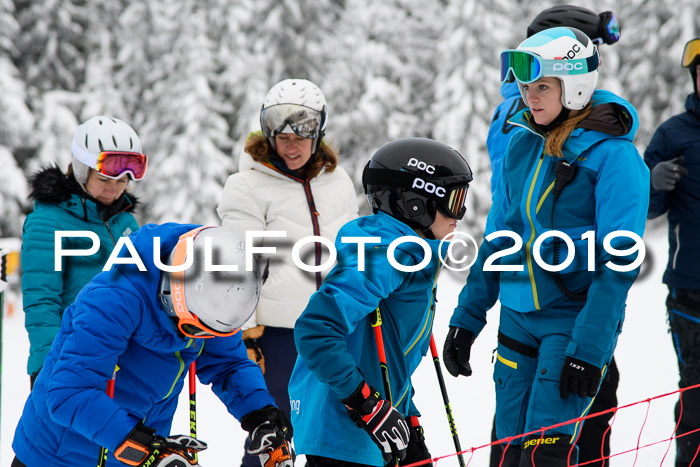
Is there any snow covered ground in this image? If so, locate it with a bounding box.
[1,223,680,466]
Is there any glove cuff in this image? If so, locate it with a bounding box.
[408,416,421,428]
[241,406,293,439]
[114,423,158,466]
[241,405,278,432]
[339,381,380,416]
[564,356,600,373]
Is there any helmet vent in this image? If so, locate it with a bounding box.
[112,135,118,147]
[98,140,105,152]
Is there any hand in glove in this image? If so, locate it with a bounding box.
[401,416,433,466]
[340,381,410,463]
[241,406,294,467]
[242,326,266,374]
[443,327,475,377]
[114,423,207,466]
[651,156,688,191]
[559,356,602,399]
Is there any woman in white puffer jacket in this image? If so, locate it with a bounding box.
[217,78,358,467]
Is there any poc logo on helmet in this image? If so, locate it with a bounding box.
[553,62,583,72]
[407,157,435,174]
[561,43,581,60]
[412,178,446,198]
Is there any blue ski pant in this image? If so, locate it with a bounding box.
[494,305,610,446]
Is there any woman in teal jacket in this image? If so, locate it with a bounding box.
[290,138,473,466]
[444,28,649,466]
[21,116,146,386]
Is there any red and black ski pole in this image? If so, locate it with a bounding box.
[97,369,117,467]
[371,307,398,466]
[371,307,392,402]
[430,333,466,467]
[189,361,198,462]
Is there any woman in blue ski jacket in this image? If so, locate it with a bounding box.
[444,27,649,467]
[485,8,623,467]
[12,224,293,467]
[21,116,145,387]
[289,138,473,467]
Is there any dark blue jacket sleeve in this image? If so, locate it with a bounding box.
[643,124,672,219]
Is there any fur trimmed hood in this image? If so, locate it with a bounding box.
[28,165,139,212]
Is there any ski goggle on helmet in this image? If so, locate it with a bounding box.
[71,116,148,182]
[500,47,599,84]
[682,37,700,68]
[159,226,260,339]
[505,27,600,110]
[260,79,327,141]
[260,104,323,139]
[595,12,620,46]
[72,137,148,180]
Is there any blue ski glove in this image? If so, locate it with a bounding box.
[341,381,410,463]
[241,406,294,467]
[651,156,688,191]
[114,423,206,466]
[443,326,475,377]
[559,356,602,399]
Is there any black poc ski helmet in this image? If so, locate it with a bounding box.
[527,5,620,45]
[362,138,473,236]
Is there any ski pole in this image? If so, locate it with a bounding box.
[429,334,465,467]
[97,369,117,467]
[189,361,198,462]
[371,307,392,402]
[371,307,398,466]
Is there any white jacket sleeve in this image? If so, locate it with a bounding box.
[217,173,266,329]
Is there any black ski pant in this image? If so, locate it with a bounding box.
[241,327,297,467]
[668,288,700,467]
[489,358,619,467]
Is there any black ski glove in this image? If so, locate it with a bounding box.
[651,156,688,191]
[559,356,602,399]
[443,326,475,377]
[340,381,410,463]
[401,416,433,466]
[241,406,294,467]
[114,423,207,466]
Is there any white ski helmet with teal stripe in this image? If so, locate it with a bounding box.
[516,27,599,110]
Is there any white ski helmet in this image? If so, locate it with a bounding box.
[71,116,144,190]
[158,226,261,338]
[515,27,599,110]
[260,78,327,153]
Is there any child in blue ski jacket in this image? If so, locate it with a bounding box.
[289,138,473,467]
[12,224,293,467]
[444,28,649,467]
